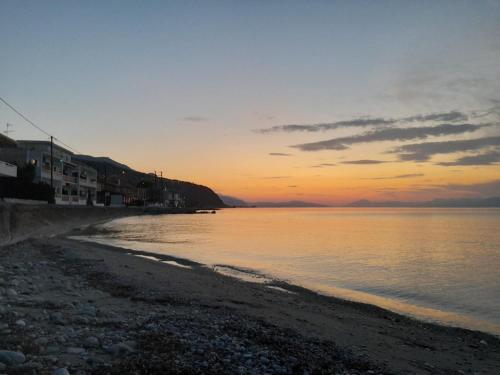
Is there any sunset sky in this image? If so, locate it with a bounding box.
[1,0,499,204]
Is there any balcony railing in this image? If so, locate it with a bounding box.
[63,175,77,183]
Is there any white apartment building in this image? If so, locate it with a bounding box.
[12,140,97,205]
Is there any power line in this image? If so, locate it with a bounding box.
[0,96,82,154]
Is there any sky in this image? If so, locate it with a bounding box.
[1,0,500,204]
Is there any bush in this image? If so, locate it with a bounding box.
[0,176,55,203]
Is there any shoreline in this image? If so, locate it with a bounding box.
[1,215,500,374]
[67,230,500,338]
[71,221,500,338]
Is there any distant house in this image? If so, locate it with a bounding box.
[166,191,185,208]
[0,138,98,205]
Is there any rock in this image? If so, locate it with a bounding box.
[21,361,42,370]
[106,343,134,357]
[73,316,89,325]
[51,312,66,325]
[46,346,60,354]
[34,337,49,346]
[66,347,86,355]
[84,337,99,348]
[123,340,137,349]
[0,363,5,371]
[6,289,17,297]
[53,368,71,375]
[15,319,26,327]
[77,304,97,317]
[0,350,26,365]
[480,339,488,346]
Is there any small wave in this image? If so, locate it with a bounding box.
[130,254,193,269]
[212,264,274,284]
[266,285,295,294]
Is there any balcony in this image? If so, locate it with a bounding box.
[63,174,77,183]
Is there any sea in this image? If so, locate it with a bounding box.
[75,207,500,335]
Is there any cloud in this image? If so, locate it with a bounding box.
[341,160,388,165]
[291,123,483,151]
[183,116,208,122]
[402,111,468,123]
[288,185,298,188]
[269,152,292,156]
[364,173,424,180]
[436,150,500,166]
[369,179,500,200]
[256,118,395,134]
[260,176,290,179]
[311,163,336,168]
[255,111,468,134]
[440,179,500,196]
[391,136,500,161]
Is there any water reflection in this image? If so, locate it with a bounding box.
[80,208,500,334]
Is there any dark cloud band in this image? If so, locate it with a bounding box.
[341,160,388,165]
[364,173,424,180]
[392,136,500,161]
[437,150,500,166]
[256,111,468,134]
[291,123,483,151]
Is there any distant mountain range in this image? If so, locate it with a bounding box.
[218,195,327,208]
[346,197,500,208]
[253,200,328,208]
[218,195,250,207]
[220,195,500,208]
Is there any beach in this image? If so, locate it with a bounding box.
[1,207,500,374]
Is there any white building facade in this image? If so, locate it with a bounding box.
[16,141,98,205]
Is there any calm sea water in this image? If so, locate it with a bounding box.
[78,208,500,335]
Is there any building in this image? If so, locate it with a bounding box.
[0,160,17,177]
[165,191,184,208]
[0,138,98,205]
[0,134,20,178]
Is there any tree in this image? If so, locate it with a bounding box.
[17,163,36,184]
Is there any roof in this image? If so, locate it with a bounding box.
[16,140,74,155]
[0,133,18,147]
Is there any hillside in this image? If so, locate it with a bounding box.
[74,155,225,208]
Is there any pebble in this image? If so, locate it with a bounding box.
[106,343,134,357]
[77,303,97,317]
[0,350,26,365]
[84,336,99,348]
[53,368,71,375]
[34,337,49,346]
[0,241,390,375]
[66,347,86,355]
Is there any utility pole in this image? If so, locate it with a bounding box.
[50,136,54,191]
